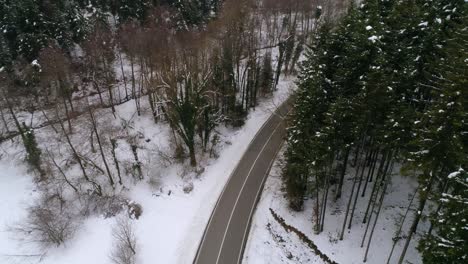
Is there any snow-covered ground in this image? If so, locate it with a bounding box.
[244,148,424,264]
[0,162,40,264]
[0,76,294,264]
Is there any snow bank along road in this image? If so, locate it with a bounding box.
[194,100,291,264]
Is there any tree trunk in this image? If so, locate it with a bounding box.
[320,159,333,232]
[361,148,379,197]
[103,60,116,114]
[62,96,72,133]
[92,78,105,105]
[363,170,390,262]
[386,185,418,264]
[362,150,390,223]
[148,92,157,123]
[117,50,128,100]
[351,140,362,167]
[131,145,143,180]
[189,143,197,167]
[89,107,114,187]
[314,170,320,234]
[398,171,436,264]
[41,109,58,134]
[274,42,285,88]
[0,104,11,134]
[47,149,78,193]
[3,90,25,141]
[110,138,122,185]
[361,159,394,247]
[348,143,373,229]
[130,57,140,116]
[335,147,350,200]
[340,152,363,240]
[55,104,93,187]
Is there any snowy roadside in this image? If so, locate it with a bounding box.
[244,148,423,264]
[0,77,294,264]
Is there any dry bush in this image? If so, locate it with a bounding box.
[110,217,138,264]
[126,201,143,220]
[15,193,78,248]
[147,175,161,190]
[79,193,126,218]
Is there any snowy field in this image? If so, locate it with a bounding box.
[0,76,293,264]
[244,148,424,264]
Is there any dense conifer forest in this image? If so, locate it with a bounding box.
[283,0,467,263]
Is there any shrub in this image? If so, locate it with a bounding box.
[15,194,77,248]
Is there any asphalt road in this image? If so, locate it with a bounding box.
[194,101,290,264]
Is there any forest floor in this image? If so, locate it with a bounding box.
[0,76,294,264]
[243,147,426,264]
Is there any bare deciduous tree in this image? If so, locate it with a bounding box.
[110,217,137,264]
[15,194,78,248]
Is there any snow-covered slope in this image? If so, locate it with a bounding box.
[0,77,294,264]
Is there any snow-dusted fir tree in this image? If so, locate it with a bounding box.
[283,1,467,259]
[418,169,468,263]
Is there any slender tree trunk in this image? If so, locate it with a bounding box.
[90,129,96,153]
[340,151,364,240]
[47,149,78,193]
[362,148,379,197]
[131,145,143,180]
[386,185,418,264]
[89,107,114,187]
[362,150,390,223]
[67,93,75,112]
[117,50,129,100]
[320,159,333,232]
[363,170,390,262]
[314,170,320,234]
[348,143,373,229]
[103,60,116,114]
[130,57,140,116]
[335,147,350,200]
[351,140,362,167]
[274,42,285,89]
[361,159,394,247]
[55,105,90,184]
[0,104,11,134]
[252,65,260,109]
[148,92,157,123]
[398,171,436,264]
[3,90,25,141]
[188,142,197,167]
[41,109,58,133]
[62,96,72,133]
[92,78,105,105]
[110,138,122,185]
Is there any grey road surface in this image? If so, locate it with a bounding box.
[194,101,290,264]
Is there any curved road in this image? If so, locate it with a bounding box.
[194,101,291,264]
